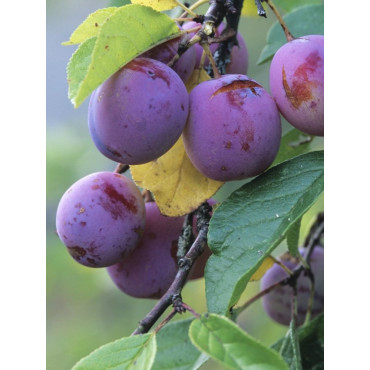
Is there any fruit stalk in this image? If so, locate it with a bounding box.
[264,0,294,42]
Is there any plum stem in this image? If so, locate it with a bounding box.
[263,0,295,42]
[113,163,129,174]
[132,202,212,335]
[175,0,198,17]
[270,255,294,276]
[153,309,177,334]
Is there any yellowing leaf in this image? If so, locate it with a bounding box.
[131,0,179,11]
[242,0,260,17]
[185,68,211,93]
[131,138,223,217]
[250,256,275,281]
[62,7,118,45]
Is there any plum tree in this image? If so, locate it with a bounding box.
[269,35,324,136]
[55,172,146,268]
[260,247,324,326]
[88,57,189,165]
[106,201,184,299]
[183,74,281,181]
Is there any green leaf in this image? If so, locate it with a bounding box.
[67,37,97,105]
[258,4,324,65]
[72,333,156,370]
[189,314,289,370]
[286,217,301,257]
[206,151,324,315]
[152,318,209,370]
[62,7,118,45]
[273,0,323,13]
[272,314,324,370]
[272,128,323,166]
[67,4,180,107]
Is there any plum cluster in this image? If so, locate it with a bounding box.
[56,24,324,301]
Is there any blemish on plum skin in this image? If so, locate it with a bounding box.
[282,51,322,109]
[221,166,227,171]
[91,184,100,190]
[80,221,87,227]
[79,207,85,214]
[87,258,96,265]
[68,246,87,260]
[241,142,250,151]
[125,58,171,87]
[225,141,232,149]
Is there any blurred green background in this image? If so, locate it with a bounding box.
[46,1,323,369]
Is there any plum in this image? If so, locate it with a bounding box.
[183,74,281,181]
[269,35,324,136]
[107,202,184,299]
[56,172,146,268]
[88,57,189,165]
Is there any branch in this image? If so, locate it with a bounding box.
[114,163,129,174]
[132,202,212,335]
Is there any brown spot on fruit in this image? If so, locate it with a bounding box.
[91,184,100,190]
[225,141,232,149]
[102,183,138,213]
[209,80,262,100]
[87,258,96,265]
[80,221,87,227]
[125,58,170,87]
[221,166,227,171]
[68,246,86,260]
[241,142,250,151]
[282,51,322,109]
[105,45,109,50]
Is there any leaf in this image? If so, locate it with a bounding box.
[152,318,209,370]
[241,0,260,18]
[258,4,324,65]
[274,0,323,13]
[185,68,211,93]
[273,128,323,166]
[130,137,223,217]
[62,7,118,45]
[286,217,301,257]
[272,314,324,370]
[67,37,97,105]
[205,151,324,314]
[189,314,289,370]
[72,333,156,370]
[131,0,179,11]
[67,4,180,107]
[250,256,275,281]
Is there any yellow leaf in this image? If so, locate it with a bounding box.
[131,0,179,11]
[185,68,211,93]
[241,0,260,18]
[130,138,223,217]
[250,256,275,281]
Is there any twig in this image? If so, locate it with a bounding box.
[132,202,212,335]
